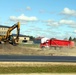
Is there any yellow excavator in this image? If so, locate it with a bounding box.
[0,22,20,45]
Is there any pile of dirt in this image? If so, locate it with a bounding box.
[0,43,15,50]
[0,44,40,55]
[0,44,25,55]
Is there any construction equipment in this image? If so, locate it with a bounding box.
[0,22,20,45]
[40,38,75,49]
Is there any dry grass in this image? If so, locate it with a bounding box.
[0,62,76,67]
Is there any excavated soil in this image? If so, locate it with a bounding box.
[0,44,40,55]
[0,44,76,56]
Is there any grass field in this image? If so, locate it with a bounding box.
[19,44,40,48]
[0,65,76,73]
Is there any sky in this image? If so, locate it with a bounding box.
[0,0,76,39]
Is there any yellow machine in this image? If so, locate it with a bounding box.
[0,22,20,45]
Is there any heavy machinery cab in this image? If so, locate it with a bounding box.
[8,35,16,45]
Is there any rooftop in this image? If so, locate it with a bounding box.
[35,37,44,40]
[12,34,29,37]
[0,25,10,28]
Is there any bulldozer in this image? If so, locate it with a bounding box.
[0,22,20,45]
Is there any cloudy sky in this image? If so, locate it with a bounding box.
[0,0,76,39]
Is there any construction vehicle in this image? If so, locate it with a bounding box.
[0,22,20,45]
[40,38,75,49]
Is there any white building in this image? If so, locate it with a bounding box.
[0,25,9,35]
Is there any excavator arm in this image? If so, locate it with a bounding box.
[6,22,20,45]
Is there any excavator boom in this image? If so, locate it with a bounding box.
[0,22,20,45]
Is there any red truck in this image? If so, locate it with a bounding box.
[40,38,74,49]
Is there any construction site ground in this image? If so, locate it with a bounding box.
[0,43,76,56]
[0,44,76,74]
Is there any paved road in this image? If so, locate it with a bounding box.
[0,55,76,62]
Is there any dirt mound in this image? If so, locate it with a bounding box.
[0,44,38,55]
[0,44,15,50]
[0,44,41,55]
[0,43,23,50]
[0,44,25,55]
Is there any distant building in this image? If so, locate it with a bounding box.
[12,34,30,43]
[0,25,9,35]
[33,37,44,44]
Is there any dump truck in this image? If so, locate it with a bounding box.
[40,38,75,49]
[0,22,20,45]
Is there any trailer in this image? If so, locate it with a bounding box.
[40,38,74,49]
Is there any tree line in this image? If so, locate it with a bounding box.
[69,36,76,42]
[29,36,76,43]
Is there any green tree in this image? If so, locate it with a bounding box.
[73,38,76,42]
[29,36,35,41]
[69,36,72,41]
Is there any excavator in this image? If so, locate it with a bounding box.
[0,22,20,45]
